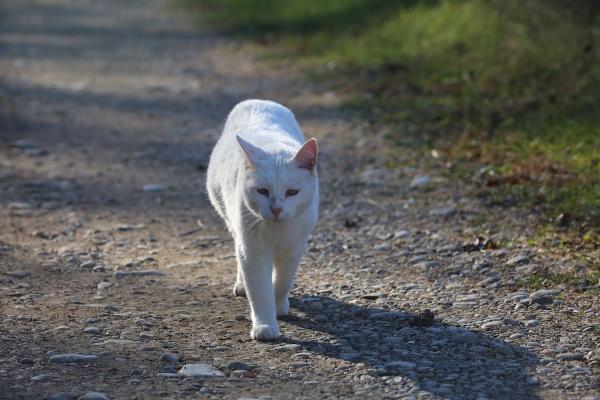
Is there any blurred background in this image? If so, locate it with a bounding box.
[182,0,600,233]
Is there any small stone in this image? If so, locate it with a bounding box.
[272,344,301,351]
[362,292,384,300]
[5,271,30,279]
[113,270,166,279]
[83,326,102,335]
[160,352,179,362]
[143,183,167,192]
[96,281,112,290]
[31,373,52,382]
[417,261,441,269]
[226,361,251,371]
[529,289,560,305]
[556,352,584,361]
[481,320,503,330]
[50,354,98,363]
[410,175,430,188]
[178,363,224,378]
[80,261,96,269]
[526,376,539,385]
[117,224,145,231]
[8,201,34,209]
[507,255,529,266]
[525,320,540,328]
[394,230,410,238]
[78,392,108,400]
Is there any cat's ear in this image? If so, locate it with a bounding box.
[293,138,318,171]
[236,135,268,168]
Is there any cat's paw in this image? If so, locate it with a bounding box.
[250,323,280,341]
[276,298,289,318]
[233,281,246,297]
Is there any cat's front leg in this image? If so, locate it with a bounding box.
[237,243,279,340]
[273,246,304,317]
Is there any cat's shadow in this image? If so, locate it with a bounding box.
[275,295,540,400]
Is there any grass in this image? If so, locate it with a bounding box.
[522,269,600,293]
[180,0,600,231]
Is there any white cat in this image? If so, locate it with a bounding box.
[206,99,319,341]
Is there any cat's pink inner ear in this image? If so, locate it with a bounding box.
[294,138,318,171]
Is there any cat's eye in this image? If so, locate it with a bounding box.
[256,188,269,196]
[286,189,299,197]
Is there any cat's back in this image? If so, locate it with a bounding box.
[223,99,304,147]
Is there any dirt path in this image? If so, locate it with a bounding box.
[0,1,598,399]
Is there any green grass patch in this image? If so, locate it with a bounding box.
[180,0,600,227]
[522,270,600,292]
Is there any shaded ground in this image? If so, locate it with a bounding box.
[0,1,597,399]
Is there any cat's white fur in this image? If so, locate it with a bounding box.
[206,99,318,340]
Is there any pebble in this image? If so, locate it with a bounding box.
[78,392,108,400]
[142,183,167,192]
[507,254,528,265]
[272,344,301,351]
[96,281,112,290]
[481,320,503,330]
[178,363,225,378]
[6,271,30,279]
[526,376,540,385]
[80,261,96,269]
[556,352,584,361]
[113,270,166,279]
[226,361,251,371]
[83,326,102,335]
[525,320,540,328]
[529,289,560,305]
[31,373,52,382]
[50,353,98,363]
[362,292,385,300]
[409,175,430,188]
[160,352,180,362]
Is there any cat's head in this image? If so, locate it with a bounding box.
[237,135,318,222]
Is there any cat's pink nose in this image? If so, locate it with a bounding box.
[270,206,282,217]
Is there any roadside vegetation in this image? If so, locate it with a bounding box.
[180,0,600,264]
